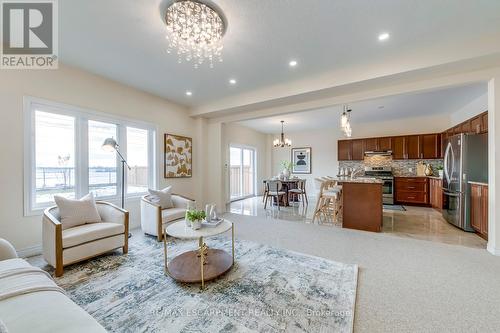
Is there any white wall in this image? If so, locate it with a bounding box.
[223,123,271,202]
[270,114,450,194]
[450,92,488,126]
[0,65,199,254]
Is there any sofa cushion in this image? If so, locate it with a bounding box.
[148,186,174,209]
[54,193,102,230]
[62,223,124,249]
[162,207,186,223]
[0,258,31,271]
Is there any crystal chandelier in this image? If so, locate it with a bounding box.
[340,105,352,138]
[273,121,292,147]
[165,0,226,68]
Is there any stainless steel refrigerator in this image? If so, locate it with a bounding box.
[442,133,488,231]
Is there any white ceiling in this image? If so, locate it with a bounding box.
[236,83,487,133]
[59,1,500,108]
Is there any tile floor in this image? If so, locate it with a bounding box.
[228,196,487,249]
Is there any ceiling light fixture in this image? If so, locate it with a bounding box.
[378,32,390,41]
[340,105,352,138]
[165,1,226,68]
[185,91,193,96]
[289,60,298,67]
[229,78,237,85]
[273,121,292,147]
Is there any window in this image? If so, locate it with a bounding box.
[24,97,157,215]
[88,120,118,197]
[34,111,76,204]
[126,126,149,194]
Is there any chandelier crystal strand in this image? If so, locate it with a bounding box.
[165,1,225,68]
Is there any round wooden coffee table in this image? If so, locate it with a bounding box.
[163,220,234,290]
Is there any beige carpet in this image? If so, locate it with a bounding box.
[225,212,500,332]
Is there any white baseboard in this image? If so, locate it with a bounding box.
[487,243,500,256]
[17,244,42,258]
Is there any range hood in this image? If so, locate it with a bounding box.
[364,150,393,156]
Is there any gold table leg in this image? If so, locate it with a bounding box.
[163,228,171,277]
[199,236,205,290]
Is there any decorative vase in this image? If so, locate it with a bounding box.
[283,168,290,179]
[424,164,433,176]
[191,220,202,230]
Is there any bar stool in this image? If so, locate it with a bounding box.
[312,179,342,224]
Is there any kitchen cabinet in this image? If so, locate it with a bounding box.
[429,178,443,209]
[461,121,471,134]
[406,135,421,159]
[351,139,365,160]
[452,125,461,135]
[470,183,488,240]
[481,112,488,133]
[364,138,378,151]
[338,140,352,161]
[470,116,481,134]
[395,177,429,205]
[421,134,440,159]
[392,136,406,160]
[379,137,392,151]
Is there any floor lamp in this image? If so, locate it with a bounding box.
[102,137,132,238]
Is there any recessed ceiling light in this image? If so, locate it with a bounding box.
[378,32,390,41]
[289,60,298,67]
[229,79,237,85]
[185,91,192,96]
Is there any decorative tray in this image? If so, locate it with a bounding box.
[202,218,224,227]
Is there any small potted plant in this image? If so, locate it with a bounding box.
[186,209,206,230]
[436,165,444,178]
[280,160,294,179]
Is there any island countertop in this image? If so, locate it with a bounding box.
[332,177,384,184]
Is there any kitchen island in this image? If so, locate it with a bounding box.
[335,177,384,232]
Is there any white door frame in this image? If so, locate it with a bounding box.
[228,143,257,203]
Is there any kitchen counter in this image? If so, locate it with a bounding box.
[340,180,383,233]
[333,177,384,184]
[468,181,488,186]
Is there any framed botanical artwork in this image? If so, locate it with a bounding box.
[291,147,311,174]
[164,134,192,178]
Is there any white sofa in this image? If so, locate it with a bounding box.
[0,239,106,333]
[141,194,194,241]
[43,201,129,277]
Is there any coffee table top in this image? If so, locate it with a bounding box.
[165,220,233,240]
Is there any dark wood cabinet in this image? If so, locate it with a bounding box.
[379,137,392,151]
[395,177,429,205]
[470,116,482,134]
[364,138,378,152]
[338,140,351,161]
[481,112,488,133]
[429,178,443,209]
[392,136,406,160]
[406,135,421,159]
[461,121,471,134]
[470,183,488,240]
[422,134,440,159]
[351,139,365,160]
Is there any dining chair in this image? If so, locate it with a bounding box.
[288,179,308,205]
[264,180,286,210]
[262,180,269,203]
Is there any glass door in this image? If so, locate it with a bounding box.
[229,146,255,201]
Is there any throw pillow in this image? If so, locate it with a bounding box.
[54,193,102,230]
[148,186,174,208]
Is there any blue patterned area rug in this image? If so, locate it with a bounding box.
[33,234,358,333]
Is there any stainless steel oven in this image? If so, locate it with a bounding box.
[365,166,394,205]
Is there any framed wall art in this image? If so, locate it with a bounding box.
[291,147,311,174]
[164,134,192,178]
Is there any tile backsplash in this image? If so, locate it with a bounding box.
[339,155,443,177]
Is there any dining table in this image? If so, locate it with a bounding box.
[263,178,303,206]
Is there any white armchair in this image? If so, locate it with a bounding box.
[141,194,194,241]
[42,201,129,277]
